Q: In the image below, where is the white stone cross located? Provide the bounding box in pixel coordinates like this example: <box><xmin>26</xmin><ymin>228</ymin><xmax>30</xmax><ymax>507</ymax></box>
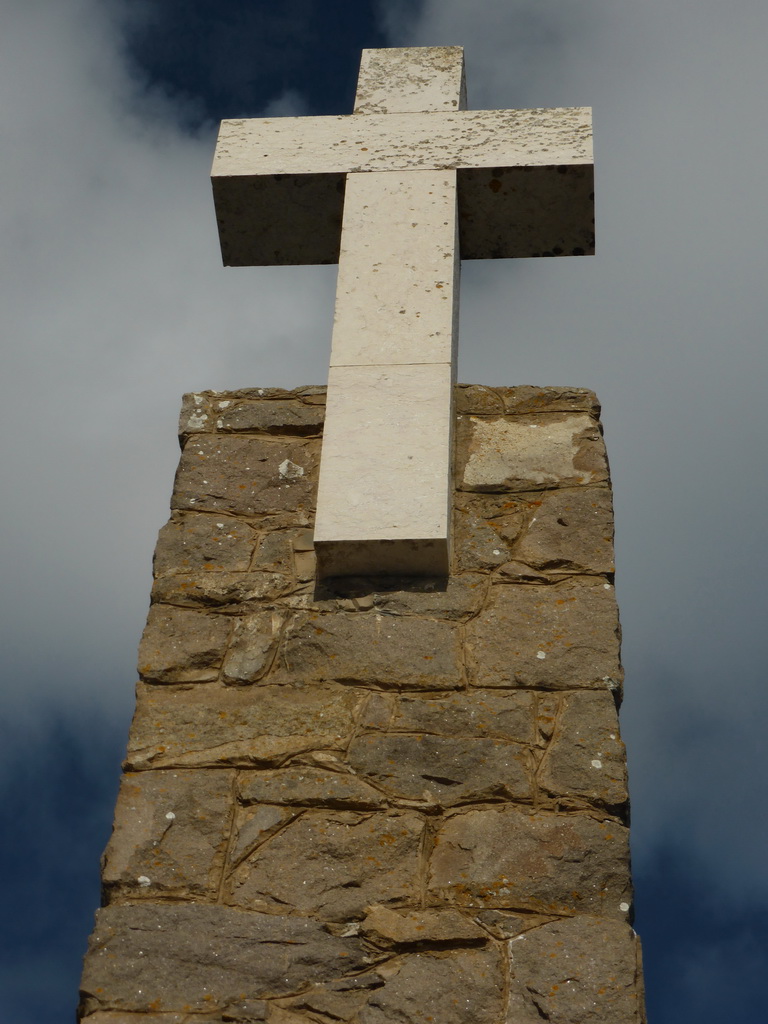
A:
<box><xmin>211</xmin><ymin>46</ymin><xmax>593</xmax><ymax>577</ymax></box>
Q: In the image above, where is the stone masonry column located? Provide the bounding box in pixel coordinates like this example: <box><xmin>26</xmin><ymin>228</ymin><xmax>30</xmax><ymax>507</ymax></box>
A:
<box><xmin>78</xmin><ymin>384</ymin><xmax>646</xmax><ymax>1024</ymax></box>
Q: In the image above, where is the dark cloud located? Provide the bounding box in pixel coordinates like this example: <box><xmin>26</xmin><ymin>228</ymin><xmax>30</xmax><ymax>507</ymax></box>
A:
<box><xmin>122</xmin><ymin>0</ymin><xmax>391</xmax><ymax>120</ymax></box>
<box><xmin>0</xmin><ymin>715</ymin><xmax>124</xmax><ymax>1022</ymax></box>
<box><xmin>636</xmin><ymin>847</ymin><xmax>768</xmax><ymax>1021</ymax></box>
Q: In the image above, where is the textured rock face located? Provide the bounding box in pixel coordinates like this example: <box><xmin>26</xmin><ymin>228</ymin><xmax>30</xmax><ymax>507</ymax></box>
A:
<box><xmin>78</xmin><ymin>385</ymin><xmax>646</xmax><ymax>1024</ymax></box>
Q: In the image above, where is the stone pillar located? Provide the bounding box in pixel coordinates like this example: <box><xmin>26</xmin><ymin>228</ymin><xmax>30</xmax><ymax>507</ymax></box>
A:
<box><xmin>78</xmin><ymin>385</ymin><xmax>646</xmax><ymax>1024</ymax></box>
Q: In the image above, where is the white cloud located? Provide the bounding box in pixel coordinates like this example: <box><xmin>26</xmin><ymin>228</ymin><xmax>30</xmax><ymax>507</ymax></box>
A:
<box><xmin>0</xmin><ymin>0</ymin><xmax>335</xmax><ymax>723</ymax></box>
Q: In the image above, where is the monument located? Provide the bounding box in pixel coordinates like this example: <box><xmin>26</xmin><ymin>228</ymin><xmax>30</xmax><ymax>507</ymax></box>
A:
<box><xmin>212</xmin><ymin>46</ymin><xmax>593</xmax><ymax>576</ymax></box>
<box><xmin>78</xmin><ymin>47</ymin><xmax>646</xmax><ymax>1024</ymax></box>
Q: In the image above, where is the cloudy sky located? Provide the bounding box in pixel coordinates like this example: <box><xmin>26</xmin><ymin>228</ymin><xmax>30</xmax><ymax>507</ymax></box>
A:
<box><xmin>2</xmin><ymin>0</ymin><xmax>767</xmax><ymax>1020</ymax></box>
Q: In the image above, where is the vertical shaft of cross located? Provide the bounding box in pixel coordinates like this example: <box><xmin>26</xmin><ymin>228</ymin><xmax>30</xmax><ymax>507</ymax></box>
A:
<box><xmin>313</xmin><ymin>49</ymin><xmax>467</xmax><ymax>576</ymax></box>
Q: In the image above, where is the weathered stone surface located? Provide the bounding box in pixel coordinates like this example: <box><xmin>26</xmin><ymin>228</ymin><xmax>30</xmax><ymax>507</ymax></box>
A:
<box><xmin>457</xmin><ymin>414</ymin><xmax>608</xmax><ymax>492</ymax></box>
<box><xmin>455</xmin><ymin>384</ymin><xmax>505</xmax><ymax>415</ymax></box>
<box><xmin>474</xmin><ymin>909</ymin><xmax>555</xmax><ymax>939</ymax></box>
<box><xmin>102</xmin><ymin>769</ymin><xmax>233</xmax><ymax>898</ymax></box>
<box><xmin>177</xmin><ymin>391</ymin><xmax>215</xmax><ymax>436</ymax></box>
<box><xmin>228</xmin><ymin>803</ymin><xmax>298</xmax><ymax>864</ymax></box>
<box><xmin>151</xmin><ymin>571</ymin><xmax>288</xmax><ymax>608</ymax></box>
<box><xmin>514</xmin><ymin>486</ymin><xmax>614</xmax><ymax>574</ymax></box>
<box><xmin>457</xmin><ymin>385</ymin><xmax>599</xmax><ymax>417</ymax></box>
<box><xmin>238</xmin><ymin>767</ymin><xmax>386</xmax><ymax>809</ymax></box>
<box><xmin>499</xmin><ymin>386</ymin><xmax>600</xmax><ymax>416</ymax></box>
<box><xmin>278</xmin><ymin>987</ymin><xmax>372</xmax><ymax>1024</ymax></box>
<box><xmin>226</xmin><ymin>810</ymin><xmax>424</xmax><ymax>920</ymax></box>
<box><xmin>278</xmin><ymin>612</ymin><xmax>463</xmax><ymax>690</ymax></box>
<box><xmin>453</xmin><ymin>492</ymin><xmax>528</xmax><ymax>570</ymax></box>
<box><xmin>172</xmin><ymin>435</ymin><xmax>319</xmax><ymax>517</ymax></box>
<box><xmin>505</xmin><ymin>916</ymin><xmax>644</xmax><ymax>1024</ymax></box>
<box><xmin>495</xmin><ymin>560</ymin><xmax>551</xmax><ymax>582</ymax></box>
<box><xmin>360</xmin><ymin>690</ymin><xmax>537</xmax><ymax>744</ymax></box>
<box><xmin>348</xmin><ymin>733</ymin><xmax>530</xmax><ymax>806</ymax></box>
<box><xmin>79</xmin><ymin>904</ymin><xmax>371</xmax><ymax>1015</ymax></box>
<box><xmin>213</xmin><ymin>107</ymin><xmax>593</xmax><ymax>265</ymax></box>
<box><xmin>81</xmin><ymin>378</ymin><xmax>645</xmax><ymax>1022</ymax></box>
<box><xmin>428</xmin><ymin>807</ymin><xmax>632</xmax><ymax>918</ymax></box>
<box><xmin>537</xmin><ymin>691</ymin><xmax>628</xmax><ymax>812</ymax></box>
<box><xmin>313</xmin><ymin>572</ymin><xmax>488</xmax><ymax>620</ymax></box>
<box><xmin>466</xmin><ymin>580</ymin><xmax>622</xmax><ymax>690</ymax></box>
<box><xmin>359</xmin><ymin>948</ymin><xmax>505</xmax><ymax>1024</ymax></box>
<box><xmin>213</xmin><ymin>398</ymin><xmax>324</xmax><ymax>435</ymax></box>
<box><xmin>354</xmin><ymin>45</ymin><xmax>466</xmax><ymax>114</ymax></box>
<box><xmin>137</xmin><ymin>606</ymin><xmax>232</xmax><ymax>684</ymax></box>
<box><xmin>81</xmin><ymin>1015</ymin><xmax>201</xmax><ymax>1024</ymax></box>
<box><xmin>209</xmin><ymin>386</ymin><xmax>327</xmax><ymax>401</ymax></box>
<box><xmin>361</xmin><ymin>906</ymin><xmax>488</xmax><ymax>948</ymax></box>
<box><xmin>252</xmin><ymin>529</ymin><xmax>294</xmax><ymax>573</ymax></box>
<box><xmin>291</xmin><ymin>529</ymin><xmax>317</xmax><ymax>580</ymax></box>
<box><xmin>221</xmin><ymin>612</ymin><xmax>284</xmax><ymax>684</ymax></box>
<box><xmin>154</xmin><ymin>512</ymin><xmax>257</xmax><ymax>574</ymax></box>
<box><xmin>126</xmin><ymin>682</ymin><xmax>362</xmax><ymax>769</ymax></box>
<box><xmin>178</xmin><ymin>387</ymin><xmax>326</xmax><ymax>437</ymax></box>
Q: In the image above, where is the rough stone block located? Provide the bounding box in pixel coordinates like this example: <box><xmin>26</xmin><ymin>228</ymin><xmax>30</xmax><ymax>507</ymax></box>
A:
<box><xmin>177</xmin><ymin>392</ymin><xmax>214</xmax><ymax>436</ymax></box>
<box><xmin>499</xmin><ymin>385</ymin><xmax>601</xmax><ymax>416</ymax></box>
<box><xmin>80</xmin><ymin>1015</ymin><xmax>196</xmax><ymax>1024</ymax></box>
<box><xmin>226</xmin><ymin>809</ymin><xmax>424</xmax><ymax>920</ymax></box>
<box><xmin>102</xmin><ymin>769</ymin><xmax>233</xmax><ymax>898</ymax></box>
<box><xmin>514</xmin><ymin>485</ymin><xmax>615</xmax><ymax>574</ymax></box>
<box><xmin>153</xmin><ymin>512</ymin><xmax>257</xmax><ymax>574</ymax></box>
<box><xmin>537</xmin><ymin>690</ymin><xmax>628</xmax><ymax>812</ymax></box>
<box><xmin>360</xmin><ymin>906</ymin><xmax>488</xmax><ymax>948</ymax></box>
<box><xmin>312</xmin><ymin>572</ymin><xmax>487</xmax><ymax>620</ymax></box>
<box><xmin>278</xmin><ymin>611</ymin><xmax>463</xmax><ymax>689</ymax></box>
<box><xmin>457</xmin><ymin>413</ymin><xmax>608</xmax><ymax>492</ymax></box>
<box><xmin>505</xmin><ymin>916</ymin><xmax>645</xmax><ymax>1024</ymax></box>
<box><xmin>227</xmin><ymin>803</ymin><xmax>298</xmax><ymax>865</ymax></box>
<box><xmin>151</xmin><ymin>571</ymin><xmax>289</xmax><ymax>608</ymax></box>
<box><xmin>238</xmin><ymin>767</ymin><xmax>387</xmax><ymax>810</ymax></box>
<box><xmin>474</xmin><ymin>909</ymin><xmax>555</xmax><ymax>939</ymax></box>
<box><xmin>465</xmin><ymin>580</ymin><xmax>622</xmax><ymax>690</ymax></box>
<box><xmin>79</xmin><ymin>904</ymin><xmax>371</xmax><ymax>1016</ymax></box>
<box><xmin>220</xmin><ymin>611</ymin><xmax>285</xmax><ymax>684</ymax></box>
<box><xmin>348</xmin><ymin>733</ymin><xmax>530</xmax><ymax>807</ymax></box>
<box><xmin>278</xmin><ymin>984</ymin><xmax>377</xmax><ymax>1024</ymax></box>
<box><xmin>172</xmin><ymin>435</ymin><xmax>319</xmax><ymax>518</ymax></box>
<box><xmin>358</xmin><ymin>948</ymin><xmax>505</xmax><ymax>1024</ymax></box>
<box><xmin>428</xmin><ymin>806</ymin><xmax>632</xmax><ymax>918</ymax></box>
<box><xmin>178</xmin><ymin>387</ymin><xmax>326</xmax><ymax>440</ymax></box>
<box><xmin>455</xmin><ymin>384</ymin><xmax>506</xmax><ymax>415</ymax></box>
<box><xmin>137</xmin><ymin>606</ymin><xmax>232</xmax><ymax>684</ymax></box>
<box><xmin>453</xmin><ymin>492</ymin><xmax>528</xmax><ymax>570</ymax></box>
<box><xmin>360</xmin><ymin>689</ymin><xmax>537</xmax><ymax>744</ymax></box>
<box><xmin>252</xmin><ymin>529</ymin><xmax>298</xmax><ymax>573</ymax></box>
<box><xmin>213</xmin><ymin>397</ymin><xmax>324</xmax><ymax>435</ymax></box>
<box><xmin>126</xmin><ymin>682</ymin><xmax>363</xmax><ymax>770</ymax></box>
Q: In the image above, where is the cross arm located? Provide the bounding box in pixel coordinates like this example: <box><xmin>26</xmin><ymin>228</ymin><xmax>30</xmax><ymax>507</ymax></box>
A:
<box><xmin>211</xmin><ymin>107</ymin><xmax>594</xmax><ymax>266</ymax></box>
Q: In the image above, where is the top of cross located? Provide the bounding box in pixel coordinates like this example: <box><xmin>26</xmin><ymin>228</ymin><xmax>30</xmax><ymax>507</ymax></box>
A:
<box><xmin>211</xmin><ymin>46</ymin><xmax>593</xmax><ymax>270</ymax></box>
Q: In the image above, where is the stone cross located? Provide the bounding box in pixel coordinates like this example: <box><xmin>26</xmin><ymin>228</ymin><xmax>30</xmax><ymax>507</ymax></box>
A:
<box><xmin>211</xmin><ymin>46</ymin><xmax>593</xmax><ymax>577</ymax></box>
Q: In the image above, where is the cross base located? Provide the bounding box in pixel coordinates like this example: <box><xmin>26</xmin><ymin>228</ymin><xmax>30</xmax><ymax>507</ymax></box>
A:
<box><xmin>314</xmin><ymin>538</ymin><xmax>450</xmax><ymax>578</ymax></box>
